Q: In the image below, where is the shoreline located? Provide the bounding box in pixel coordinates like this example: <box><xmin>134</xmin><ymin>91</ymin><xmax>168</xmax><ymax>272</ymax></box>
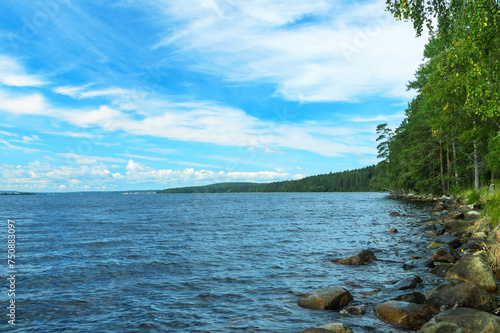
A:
<box><xmin>299</xmin><ymin>193</ymin><xmax>500</xmax><ymax>332</ymax></box>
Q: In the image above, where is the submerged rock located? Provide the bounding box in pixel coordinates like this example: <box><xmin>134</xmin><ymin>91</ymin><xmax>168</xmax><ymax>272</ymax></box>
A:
<box><xmin>389</xmin><ymin>211</ymin><xmax>401</xmax><ymax>216</ymax></box>
<box><xmin>335</xmin><ymin>249</ymin><xmax>376</xmax><ymax>266</ymax></box>
<box><xmin>375</xmin><ymin>301</ymin><xmax>432</xmax><ymax>330</ymax></box>
<box><xmin>392</xmin><ymin>275</ymin><xmax>423</xmax><ymax>290</ymax></box>
<box><xmin>420</xmin><ymin>307</ymin><xmax>500</xmax><ymax>333</ymax></box>
<box><xmin>387</xmin><ymin>228</ymin><xmax>398</xmax><ymax>233</ymax></box>
<box><xmin>298</xmin><ymin>287</ymin><xmax>353</xmax><ymax>310</ymax></box>
<box><xmin>445</xmin><ymin>255</ymin><xmax>497</xmax><ymax>291</ymax></box>
<box><xmin>341</xmin><ymin>305</ymin><xmax>366</xmax><ymax>316</ymax></box>
<box><xmin>427</xmin><ymin>281</ymin><xmax>494</xmax><ymax>315</ymax></box>
<box><xmin>299</xmin><ymin>329</ymin><xmax>333</xmax><ymax>333</ymax></box>
<box><xmin>317</xmin><ymin>323</ymin><xmax>354</xmax><ymax>333</ymax></box>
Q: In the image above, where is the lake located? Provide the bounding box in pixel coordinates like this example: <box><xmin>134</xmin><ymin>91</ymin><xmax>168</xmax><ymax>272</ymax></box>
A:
<box><xmin>1</xmin><ymin>192</ymin><xmax>437</xmax><ymax>332</ymax></box>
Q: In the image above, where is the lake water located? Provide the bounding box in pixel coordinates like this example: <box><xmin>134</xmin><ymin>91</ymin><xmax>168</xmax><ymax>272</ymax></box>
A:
<box><xmin>1</xmin><ymin>192</ymin><xmax>437</xmax><ymax>332</ymax></box>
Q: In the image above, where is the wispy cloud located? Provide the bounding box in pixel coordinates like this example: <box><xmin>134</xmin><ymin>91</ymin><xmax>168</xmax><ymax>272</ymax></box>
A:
<box><xmin>116</xmin><ymin>153</ymin><xmax>168</xmax><ymax>161</ymax></box>
<box><xmin>171</xmin><ymin>161</ymin><xmax>222</xmax><ymax>168</ymax></box>
<box><xmin>57</xmin><ymin>153</ymin><xmax>128</xmax><ymax>164</ymax></box>
<box><xmin>152</xmin><ymin>0</ymin><xmax>426</xmax><ymax>101</ymax></box>
<box><xmin>0</xmin><ymin>55</ymin><xmax>48</xmax><ymax>87</ymax></box>
<box><xmin>349</xmin><ymin>112</ymin><xmax>405</xmax><ymax>123</ymax></box>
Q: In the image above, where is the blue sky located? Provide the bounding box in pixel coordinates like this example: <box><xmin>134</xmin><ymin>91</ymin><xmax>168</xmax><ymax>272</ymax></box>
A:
<box><xmin>0</xmin><ymin>0</ymin><xmax>427</xmax><ymax>192</ymax></box>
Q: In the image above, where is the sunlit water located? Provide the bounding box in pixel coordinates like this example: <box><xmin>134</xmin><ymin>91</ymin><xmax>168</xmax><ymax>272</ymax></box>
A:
<box><xmin>1</xmin><ymin>192</ymin><xmax>437</xmax><ymax>332</ymax></box>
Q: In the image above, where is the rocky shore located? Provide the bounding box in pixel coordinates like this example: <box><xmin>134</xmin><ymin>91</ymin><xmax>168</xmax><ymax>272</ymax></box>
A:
<box><xmin>297</xmin><ymin>194</ymin><xmax>500</xmax><ymax>333</ymax></box>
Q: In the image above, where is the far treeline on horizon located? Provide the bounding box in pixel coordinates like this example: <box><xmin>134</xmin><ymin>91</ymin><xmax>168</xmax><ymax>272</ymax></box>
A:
<box><xmin>162</xmin><ymin>0</ymin><xmax>500</xmax><ymax>196</ymax></box>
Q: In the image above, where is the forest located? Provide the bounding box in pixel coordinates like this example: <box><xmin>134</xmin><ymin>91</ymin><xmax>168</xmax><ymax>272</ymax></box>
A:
<box><xmin>157</xmin><ymin>165</ymin><xmax>380</xmax><ymax>193</ymax></box>
<box><xmin>373</xmin><ymin>0</ymin><xmax>500</xmax><ymax>195</ymax></box>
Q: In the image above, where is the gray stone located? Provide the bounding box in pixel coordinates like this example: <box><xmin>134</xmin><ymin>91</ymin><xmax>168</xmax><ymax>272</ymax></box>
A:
<box><xmin>429</xmin><ymin>234</ymin><xmax>461</xmax><ymax>249</ymax></box>
<box><xmin>392</xmin><ymin>275</ymin><xmax>423</xmax><ymax>290</ymax></box>
<box><xmin>393</xmin><ymin>292</ymin><xmax>427</xmax><ymax>304</ymax></box>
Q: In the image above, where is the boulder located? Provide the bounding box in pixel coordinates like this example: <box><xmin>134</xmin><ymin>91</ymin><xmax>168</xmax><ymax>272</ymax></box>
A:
<box><xmin>392</xmin><ymin>275</ymin><xmax>423</xmax><ymax>290</ymax></box>
<box><xmin>445</xmin><ymin>255</ymin><xmax>497</xmax><ymax>291</ymax></box>
<box><xmin>389</xmin><ymin>211</ymin><xmax>401</xmax><ymax>216</ymax></box>
<box><xmin>441</xmin><ymin>220</ymin><xmax>473</xmax><ymax>234</ymax></box>
<box><xmin>420</xmin><ymin>307</ymin><xmax>500</xmax><ymax>333</ymax></box>
<box><xmin>464</xmin><ymin>211</ymin><xmax>481</xmax><ymax>221</ymax></box>
<box><xmin>420</xmin><ymin>321</ymin><xmax>464</xmax><ymax>333</ymax></box>
<box><xmin>387</xmin><ymin>228</ymin><xmax>398</xmax><ymax>233</ymax></box>
<box><xmin>434</xmin><ymin>203</ymin><xmax>447</xmax><ymax>211</ymax></box>
<box><xmin>375</xmin><ymin>301</ymin><xmax>432</xmax><ymax>329</ymax></box>
<box><xmin>298</xmin><ymin>287</ymin><xmax>353</xmax><ymax>310</ymax></box>
<box><xmin>458</xmin><ymin>241</ymin><xmax>482</xmax><ymax>254</ymax></box>
<box><xmin>336</xmin><ymin>249</ymin><xmax>376</xmax><ymax>266</ymax></box>
<box><xmin>299</xmin><ymin>329</ymin><xmax>333</xmax><ymax>333</ymax></box>
<box><xmin>317</xmin><ymin>323</ymin><xmax>354</xmax><ymax>333</ymax></box>
<box><xmin>393</xmin><ymin>292</ymin><xmax>427</xmax><ymax>304</ymax></box>
<box><xmin>429</xmin><ymin>234</ymin><xmax>461</xmax><ymax>249</ymax></box>
<box><xmin>427</xmin><ymin>281</ymin><xmax>494</xmax><ymax>314</ymax></box>
<box><xmin>446</xmin><ymin>211</ymin><xmax>464</xmax><ymax>221</ymax></box>
<box><xmin>432</xmin><ymin>245</ymin><xmax>460</xmax><ymax>263</ymax></box>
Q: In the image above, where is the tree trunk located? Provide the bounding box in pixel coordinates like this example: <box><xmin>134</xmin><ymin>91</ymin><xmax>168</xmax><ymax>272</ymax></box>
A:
<box><xmin>440</xmin><ymin>139</ymin><xmax>446</xmax><ymax>195</ymax></box>
<box><xmin>473</xmin><ymin>140</ymin><xmax>480</xmax><ymax>190</ymax></box>
<box><xmin>446</xmin><ymin>145</ymin><xmax>451</xmax><ymax>193</ymax></box>
<box><xmin>452</xmin><ymin>140</ymin><xmax>458</xmax><ymax>186</ymax></box>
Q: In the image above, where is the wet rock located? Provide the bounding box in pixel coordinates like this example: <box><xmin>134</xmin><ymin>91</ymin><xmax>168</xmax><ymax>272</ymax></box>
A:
<box><xmin>389</xmin><ymin>211</ymin><xmax>401</xmax><ymax>216</ymax></box>
<box><xmin>425</xmin><ymin>224</ymin><xmax>438</xmax><ymax>231</ymax></box>
<box><xmin>427</xmin><ymin>281</ymin><xmax>494</xmax><ymax>315</ymax></box>
<box><xmin>434</xmin><ymin>203</ymin><xmax>447</xmax><ymax>211</ymax></box>
<box><xmin>298</xmin><ymin>287</ymin><xmax>353</xmax><ymax>310</ymax></box>
<box><xmin>429</xmin><ymin>234</ymin><xmax>461</xmax><ymax>249</ymax></box>
<box><xmin>420</xmin><ymin>307</ymin><xmax>500</xmax><ymax>333</ymax></box>
<box><xmin>335</xmin><ymin>250</ymin><xmax>376</xmax><ymax>266</ymax></box>
<box><xmin>375</xmin><ymin>301</ymin><xmax>432</xmax><ymax>330</ymax></box>
<box><xmin>430</xmin><ymin>265</ymin><xmax>450</xmax><ymax>277</ymax></box>
<box><xmin>317</xmin><ymin>323</ymin><xmax>354</xmax><ymax>333</ymax></box>
<box><xmin>458</xmin><ymin>241</ymin><xmax>482</xmax><ymax>254</ymax></box>
<box><xmin>393</xmin><ymin>291</ymin><xmax>427</xmax><ymax>305</ymax></box>
<box><xmin>299</xmin><ymin>329</ymin><xmax>333</xmax><ymax>333</ymax></box>
<box><xmin>341</xmin><ymin>305</ymin><xmax>366</xmax><ymax>316</ymax></box>
<box><xmin>420</xmin><ymin>321</ymin><xmax>464</xmax><ymax>333</ymax></box>
<box><xmin>432</xmin><ymin>245</ymin><xmax>460</xmax><ymax>263</ymax></box>
<box><xmin>464</xmin><ymin>210</ymin><xmax>481</xmax><ymax>221</ymax></box>
<box><xmin>387</xmin><ymin>228</ymin><xmax>398</xmax><ymax>233</ymax></box>
<box><xmin>445</xmin><ymin>255</ymin><xmax>497</xmax><ymax>291</ymax></box>
<box><xmin>392</xmin><ymin>275</ymin><xmax>423</xmax><ymax>290</ymax></box>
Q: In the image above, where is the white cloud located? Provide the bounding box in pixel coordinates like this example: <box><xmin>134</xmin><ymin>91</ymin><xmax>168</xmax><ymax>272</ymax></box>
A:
<box><xmin>57</xmin><ymin>153</ymin><xmax>128</xmax><ymax>164</ymax></box>
<box><xmin>116</xmin><ymin>153</ymin><xmax>168</xmax><ymax>161</ymax></box>
<box><xmin>350</xmin><ymin>112</ymin><xmax>405</xmax><ymax>123</ymax></box>
<box><xmin>0</xmin><ymin>55</ymin><xmax>47</xmax><ymax>87</ymax></box>
<box><xmin>153</xmin><ymin>0</ymin><xmax>427</xmax><ymax>101</ymax></box>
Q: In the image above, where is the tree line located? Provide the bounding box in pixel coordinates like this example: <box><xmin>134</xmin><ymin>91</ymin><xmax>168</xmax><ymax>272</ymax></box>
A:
<box><xmin>374</xmin><ymin>0</ymin><xmax>500</xmax><ymax>195</ymax></box>
<box><xmin>157</xmin><ymin>165</ymin><xmax>381</xmax><ymax>193</ymax></box>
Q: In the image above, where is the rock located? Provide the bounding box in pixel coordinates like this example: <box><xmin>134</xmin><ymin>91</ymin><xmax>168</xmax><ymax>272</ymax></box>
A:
<box><xmin>389</xmin><ymin>211</ymin><xmax>401</xmax><ymax>216</ymax></box>
<box><xmin>446</xmin><ymin>211</ymin><xmax>464</xmax><ymax>221</ymax></box>
<box><xmin>427</xmin><ymin>281</ymin><xmax>494</xmax><ymax>315</ymax></box>
<box><xmin>472</xmin><ymin>250</ymin><xmax>495</xmax><ymax>265</ymax></box>
<box><xmin>458</xmin><ymin>241</ymin><xmax>482</xmax><ymax>254</ymax></box>
<box><xmin>429</xmin><ymin>234</ymin><xmax>461</xmax><ymax>249</ymax></box>
<box><xmin>434</xmin><ymin>203</ymin><xmax>447</xmax><ymax>211</ymax></box>
<box><xmin>393</xmin><ymin>292</ymin><xmax>427</xmax><ymax>304</ymax></box>
<box><xmin>392</xmin><ymin>275</ymin><xmax>423</xmax><ymax>290</ymax></box>
<box><xmin>317</xmin><ymin>323</ymin><xmax>354</xmax><ymax>333</ymax></box>
<box><xmin>299</xmin><ymin>329</ymin><xmax>333</xmax><ymax>333</ymax></box>
<box><xmin>464</xmin><ymin>210</ymin><xmax>481</xmax><ymax>221</ymax></box>
<box><xmin>298</xmin><ymin>287</ymin><xmax>353</xmax><ymax>310</ymax></box>
<box><xmin>445</xmin><ymin>255</ymin><xmax>497</xmax><ymax>291</ymax></box>
<box><xmin>468</xmin><ymin>223</ymin><xmax>491</xmax><ymax>235</ymax></box>
<box><xmin>375</xmin><ymin>301</ymin><xmax>432</xmax><ymax>329</ymax></box>
<box><xmin>336</xmin><ymin>250</ymin><xmax>376</xmax><ymax>265</ymax></box>
<box><xmin>430</xmin><ymin>265</ymin><xmax>450</xmax><ymax>277</ymax></box>
<box><xmin>420</xmin><ymin>321</ymin><xmax>464</xmax><ymax>333</ymax></box>
<box><xmin>420</xmin><ymin>307</ymin><xmax>500</xmax><ymax>333</ymax></box>
<box><xmin>341</xmin><ymin>305</ymin><xmax>366</xmax><ymax>316</ymax></box>
<box><xmin>441</xmin><ymin>220</ymin><xmax>473</xmax><ymax>234</ymax></box>
<box><xmin>425</xmin><ymin>224</ymin><xmax>438</xmax><ymax>231</ymax></box>
<box><xmin>432</xmin><ymin>245</ymin><xmax>460</xmax><ymax>263</ymax></box>
<box><xmin>487</xmin><ymin>225</ymin><xmax>500</xmax><ymax>242</ymax></box>
<box><xmin>387</xmin><ymin>228</ymin><xmax>398</xmax><ymax>233</ymax></box>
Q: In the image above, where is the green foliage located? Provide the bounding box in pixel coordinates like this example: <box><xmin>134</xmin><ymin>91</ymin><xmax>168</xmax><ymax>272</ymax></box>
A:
<box><xmin>466</xmin><ymin>190</ymin><xmax>481</xmax><ymax>205</ymax></box>
<box><xmin>484</xmin><ymin>191</ymin><xmax>500</xmax><ymax>226</ymax></box>
<box><xmin>158</xmin><ymin>165</ymin><xmax>381</xmax><ymax>193</ymax></box>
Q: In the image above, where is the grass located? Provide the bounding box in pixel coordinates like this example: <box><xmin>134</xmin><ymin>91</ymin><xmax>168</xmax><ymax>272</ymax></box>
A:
<box><xmin>459</xmin><ymin>186</ymin><xmax>500</xmax><ymax>226</ymax></box>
